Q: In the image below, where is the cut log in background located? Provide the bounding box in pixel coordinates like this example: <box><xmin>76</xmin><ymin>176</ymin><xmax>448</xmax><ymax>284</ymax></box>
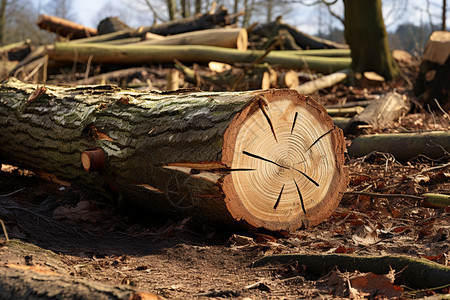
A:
<box><xmin>136</xmin><ymin>28</ymin><xmax>248</xmax><ymax>51</ymax></box>
<box><xmin>37</xmin><ymin>15</ymin><xmax>98</xmax><ymax>39</ymax></box>
<box><xmin>414</xmin><ymin>30</ymin><xmax>450</xmax><ymax>111</ymax></box>
<box><xmin>0</xmin><ymin>79</ymin><xmax>347</xmax><ymax>232</ymax></box>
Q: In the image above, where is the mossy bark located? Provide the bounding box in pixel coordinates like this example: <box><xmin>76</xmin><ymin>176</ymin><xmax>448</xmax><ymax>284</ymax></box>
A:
<box><xmin>343</xmin><ymin>0</ymin><xmax>399</xmax><ymax>80</ymax></box>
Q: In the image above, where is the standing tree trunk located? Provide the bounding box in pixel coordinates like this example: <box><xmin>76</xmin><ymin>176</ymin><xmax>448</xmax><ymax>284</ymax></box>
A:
<box><xmin>343</xmin><ymin>0</ymin><xmax>399</xmax><ymax>80</ymax></box>
<box><xmin>167</xmin><ymin>0</ymin><xmax>177</xmax><ymax>20</ymax></box>
<box><xmin>443</xmin><ymin>0</ymin><xmax>447</xmax><ymax>30</ymax></box>
<box><xmin>0</xmin><ymin>79</ymin><xmax>347</xmax><ymax>232</ymax></box>
<box><xmin>195</xmin><ymin>0</ymin><xmax>201</xmax><ymax>14</ymax></box>
<box><xmin>0</xmin><ymin>0</ymin><xmax>6</xmax><ymax>45</ymax></box>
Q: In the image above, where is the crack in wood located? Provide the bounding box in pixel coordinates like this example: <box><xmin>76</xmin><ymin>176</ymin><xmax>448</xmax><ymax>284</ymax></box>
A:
<box><xmin>306</xmin><ymin>128</ymin><xmax>334</xmax><ymax>152</ymax></box>
<box><xmin>243</xmin><ymin>151</ymin><xmax>318</xmax><ymax>186</ymax></box>
<box><xmin>292</xmin><ymin>167</ymin><xmax>319</xmax><ymax>186</ymax></box>
<box><xmin>243</xmin><ymin>151</ymin><xmax>288</xmax><ymax>169</ymax></box>
<box><xmin>258</xmin><ymin>99</ymin><xmax>278</xmax><ymax>142</ymax></box>
<box><xmin>291</xmin><ymin>112</ymin><xmax>298</xmax><ymax>135</ymax></box>
<box><xmin>293</xmin><ymin>179</ymin><xmax>306</xmax><ymax>214</ymax></box>
<box><xmin>274</xmin><ymin>184</ymin><xmax>285</xmax><ymax>209</ymax></box>
<box><xmin>190</xmin><ymin>168</ymin><xmax>255</xmax><ymax>174</ymax></box>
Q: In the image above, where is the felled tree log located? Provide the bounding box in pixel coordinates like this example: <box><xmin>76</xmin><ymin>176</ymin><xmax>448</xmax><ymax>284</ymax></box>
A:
<box><xmin>0</xmin><ymin>79</ymin><xmax>347</xmax><ymax>231</ymax></box>
<box><xmin>50</xmin><ymin>44</ymin><xmax>352</xmax><ymax>74</ymax></box>
<box><xmin>252</xmin><ymin>253</ymin><xmax>450</xmax><ymax>289</ymax></box>
<box><xmin>295</xmin><ymin>69</ymin><xmax>350</xmax><ymax>95</ymax></box>
<box><xmin>414</xmin><ymin>31</ymin><xmax>450</xmax><ymax>111</ymax></box>
<box><xmin>97</xmin><ymin>17</ymin><xmax>131</xmax><ymax>35</ymax></box>
<box><xmin>0</xmin><ymin>263</ymin><xmax>161</xmax><ymax>300</ymax></box>
<box><xmin>137</xmin><ymin>28</ymin><xmax>248</xmax><ymax>50</ymax></box>
<box><xmin>277</xmin><ymin>70</ymin><xmax>298</xmax><ymax>88</ymax></box>
<box><xmin>146</xmin><ymin>5</ymin><xmax>233</xmax><ymax>36</ymax></box>
<box><xmin>348</xmin><ymin>131</ymin><xmax>450</xmax><ymax>162</ymax></box>
<box><xmin>345</xmin><ymin>92</ymin><xmax>410</xmax><ymax>135</ymax></box>
<box><xmin>37</xmin><ymin>15</ymin><xmax>98</xmax><ymax>39</ymax></box>
<box><xmin>278</xmin><ymin>49</ymin><xmax>351</xmax><ymax>57</ymax></box>
<box><xmin>252</xmin><ymin>19</ymin><xmax>348</xmax><ymax>50</ymax></box>
<box><xmin>0</xmin><ymin>40</ymin><xmax>32</xmax><ymax>61</ymax></box>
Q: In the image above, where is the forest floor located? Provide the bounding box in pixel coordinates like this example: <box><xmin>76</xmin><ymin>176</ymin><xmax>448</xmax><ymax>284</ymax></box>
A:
<box><xmin>0</xmin><ymin>80</ymin><xmax>449</xmax><ymax>299</ymax></box>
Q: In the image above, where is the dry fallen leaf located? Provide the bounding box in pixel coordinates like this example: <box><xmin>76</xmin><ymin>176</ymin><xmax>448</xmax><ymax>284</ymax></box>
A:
<box><xmin>350</xmin><ymin>272</ymin><xmax>403</xmax><ymax>298</ymax></box>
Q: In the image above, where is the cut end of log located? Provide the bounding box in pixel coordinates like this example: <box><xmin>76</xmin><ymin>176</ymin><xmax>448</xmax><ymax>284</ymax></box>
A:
<box><xmin>222</xmin><ymin>90</ymin><xmax>348</xmax><ymax>231</ymax></box>
<box><xmin>81</xmin><ymin>148</ymin><xmax>105</xmax><ymax>172</ymax></box>
<box><xmin>236</xmin><ymin>28</ymin><xmax>248</xmax><ymax>51</ymax></box>
<box><xmin>422</xmin><ymin>31</ymin><xmax>450</xmax><ymax>65</ymax></box>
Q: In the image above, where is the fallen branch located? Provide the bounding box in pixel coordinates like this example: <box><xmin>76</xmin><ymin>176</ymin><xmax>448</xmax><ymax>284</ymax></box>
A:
<box><xmin>326</xmin><ymin>106</ymin><xmax>365</xmax><ymax>118</ymax></box>
<box><xmin>252</xmin><ymin>253</ymin><xmax>450</xmax><ymax>289</ymax></box>
<box><xmin>345</xmin><ymin>191</ymin><xmax>449</xmax><ymax>207</ymax></box>
<box><xmin>348</xmin><ymin>131</ymin><xmax>450</xmax><ymax>162</ymax></box>
<box><xmin>422</xmin><ymin>193</ymin><xmax>450</xmax><ymax>208</ymax></box>
<box><xmin>295</xmin><ymin>69</ymin><xmax>350</xmax><ymax>95</ymax></box>
<box><xmin>50</xmin><ymin>44</ymin><xmax>352</xmax><ymax>74</ymax></box>
<box><xmin>344</xmin><ymin>191</ymin><xmax>423</xmax><ymax>201</ymax></box>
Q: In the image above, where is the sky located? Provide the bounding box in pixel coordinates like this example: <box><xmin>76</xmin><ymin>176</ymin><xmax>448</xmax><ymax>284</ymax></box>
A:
<box><xmin>34</xmin><ymin>0</ymin><xmax>448</xmax><ymax>34</ymax></box>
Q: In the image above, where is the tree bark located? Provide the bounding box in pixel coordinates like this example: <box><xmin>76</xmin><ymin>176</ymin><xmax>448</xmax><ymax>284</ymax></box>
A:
<box><xmin>0</xmin><ymin>79</ymin><xmax>347</xmax><ymax>232</ymax></box>
<box><xmin>343</xmin><ymin>0</ymin><xmax>399</xmax><ymax>80</ymax></box>
<box><xmin>37</xmin><ymin>15</ymin><xmax>98</xmax><ymax>39</ymax></box>
<box><xmin>414</xmin><ymin>31</ymin><xmax>450</xmax><ymax>111</ymax></box>
<box><xmin>49</xmin><ymin>43</ymin><xmax>352</xmax><ymax>74</ymax></box>
<box><xmin>348</xmin><ymin>131</ymin><xmax>450</xmax><ymax>162</ymax></box>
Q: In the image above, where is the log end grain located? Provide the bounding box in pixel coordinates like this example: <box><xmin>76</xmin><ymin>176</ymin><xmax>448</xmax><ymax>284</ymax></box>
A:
<box><xmin>81</xmin><ymin>148</ymin><xmax>105</xmax><ymax>172</ymax></box>
<box><xmin>221</xmin><ymin>90</ymin><xmax>348</xmax><ymax>231</ymax></box>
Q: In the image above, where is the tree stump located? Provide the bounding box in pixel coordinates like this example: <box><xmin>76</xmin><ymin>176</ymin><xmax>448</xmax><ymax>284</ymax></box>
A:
<box><xmin>0</xmin><ymin>79</ymin><xmax>347</xmax><ymax>231</ymax></box>
<box><xmin>415</xmin><ymin>31</ymin><xmax>450</xmax><ymax>111</ymax></box>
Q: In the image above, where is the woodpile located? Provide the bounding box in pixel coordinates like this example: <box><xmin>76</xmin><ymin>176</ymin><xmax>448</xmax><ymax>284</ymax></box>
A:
<box><xmin>0</xmin><ymin>5</ymin><xmax>353</xmax><ymax>92</ymax></box>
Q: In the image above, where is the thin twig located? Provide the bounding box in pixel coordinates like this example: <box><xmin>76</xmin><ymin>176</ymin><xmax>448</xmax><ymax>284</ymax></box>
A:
<box><xmin>84</xmin><ymin>55</ymin><xmax>93</xmax><ymax>80</ymax></box>
<box><xmin>345</xmin><ymin>191</ymin><xmax>423</xmax><ymax>201</ymax></box>
<box><xmin>0</xmin><ymin>218</ymin><xmax>9</xmax><ymax>242</ymax></box>
<box><xmin>413</xmin><ymin>161</ymin><xmax>450</xmax><ymax>176</ymax></box>
<box><xmin>434</xmin><ymin>98</ymin><xmax>450</xmax><ymax>120</ymax></box>
<box><xmin>0</xmin><ymin>188</ymin><xmax>25</xmax><ymax>198</ymax></box>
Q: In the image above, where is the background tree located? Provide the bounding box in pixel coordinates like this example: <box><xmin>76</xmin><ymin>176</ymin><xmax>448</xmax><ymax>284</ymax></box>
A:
<box><xmin>343</xmin><ymin>0</ymin><xmax>399</xmax><ymax>79</ymax></box>
<box><xmin>44</xmin><ymin>0</ymin><xmax>76</xmax><ymax>21</ymax></box>
<box><xmin>0</xmin><ymin>0</ymin><xmax>7</xmax><ymax>45</ymax></box>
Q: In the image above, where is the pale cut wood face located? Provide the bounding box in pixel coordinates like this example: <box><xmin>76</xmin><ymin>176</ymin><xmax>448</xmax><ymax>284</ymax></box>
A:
<box><xmin>222</xmin><ymin>91</ymin><xmax>346</xmax><ymax>231</ymax></box>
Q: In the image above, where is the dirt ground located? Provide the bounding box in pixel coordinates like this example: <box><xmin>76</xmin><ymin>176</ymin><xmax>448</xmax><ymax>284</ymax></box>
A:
<box><xmin>0</xmin><ymin>83</ymin><xmax>449</xmax><ymax>299</ymax></box>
